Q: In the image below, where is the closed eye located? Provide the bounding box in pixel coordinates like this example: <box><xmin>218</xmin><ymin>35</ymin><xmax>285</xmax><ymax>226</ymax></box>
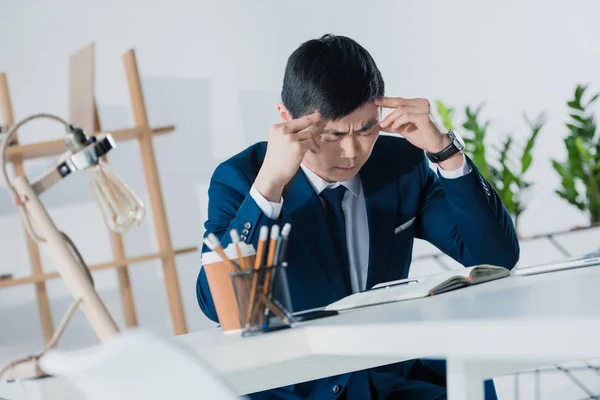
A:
<box><xmin>356</xmin><ymin>121</ymin><xmax>378</xmax><ymax>136</ymax></box>
<box><xmin>321</xmin><ymin>120</ymin><xmax>378</xmax><ymax>138</ymax></box>
<box><xmin>356</xmin><ymin>120</ymin><xmax>377</xmax><ymax>134</ymax></box>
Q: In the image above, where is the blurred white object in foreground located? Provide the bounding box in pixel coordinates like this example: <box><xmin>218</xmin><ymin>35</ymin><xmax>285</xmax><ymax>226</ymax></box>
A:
<box><xmin>39</xmin><ymin>329</ymin><xmax>242</xmax><ymax>400</ymax></box>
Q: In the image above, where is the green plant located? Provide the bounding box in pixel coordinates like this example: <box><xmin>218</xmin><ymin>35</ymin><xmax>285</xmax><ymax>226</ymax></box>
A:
<box><xmin>551</xmin><ymin>84</ymin><xmax>600</xmax><ymax>225</ymax></box>
<box><xmin>436</xmin><ymin>100</ymin><xmax>545</xmax><ymax>232</ymax></box>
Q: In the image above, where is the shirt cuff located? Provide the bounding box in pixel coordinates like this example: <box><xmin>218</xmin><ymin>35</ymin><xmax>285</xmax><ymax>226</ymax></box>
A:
<box><xmin>249</xmin><ymin>185</ymin><xmax>283</xmax><ymax>219</ymax></box>
<box><xmin>437</xmin><ymin>153</ymin><xmax>471</xmax><ymax>179</ymax></box>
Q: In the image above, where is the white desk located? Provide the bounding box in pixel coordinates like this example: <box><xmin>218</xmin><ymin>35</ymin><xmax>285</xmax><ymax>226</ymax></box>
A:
<box><xmin>3</xmin><ymin>266</ymin><xmax>600</xmax><ymax>399</ymax></box>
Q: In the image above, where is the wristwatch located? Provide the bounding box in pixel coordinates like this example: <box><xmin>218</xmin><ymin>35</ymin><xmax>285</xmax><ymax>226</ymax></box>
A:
<box><xmin>425</xmin><ymin>129</ymin><xmax>465</xmax><ymax>163</ymax></box>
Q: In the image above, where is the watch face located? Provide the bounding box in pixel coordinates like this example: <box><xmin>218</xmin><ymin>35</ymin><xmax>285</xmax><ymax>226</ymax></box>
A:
<box><xmin>449</xmin><ymin>130</ymin><xmax>465</xmax><ymax>151</ymax></box>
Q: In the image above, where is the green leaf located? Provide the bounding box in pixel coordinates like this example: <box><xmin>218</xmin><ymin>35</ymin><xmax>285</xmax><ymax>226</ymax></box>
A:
<box><xmin>568</xmin><ymin>100</ymin><xmax>584</xmax><ymax>111</ymax></box>
<box><xmin>499</xmin><ymin>137</ymin><xmax>512</xmax><ymax>164</ymax></box>
<box><xmin>555</xmin><ymin>84</ymin><xmax>600</xmax><ymax>223</ymax></box>
<box><xmin>522</xmin><ymin>154</ymin><xmax>533</xmax><ymax>173</ymax></box>
<box><xmin>520</xmin><ymin>112</ymin><xmax>544</xmax><ymax>174</ymax></box>
<box><xmin>574</xmin><ymin>136</ymin><xmax>592</xmax><ymax>164</ymax></box>
<box><xmin>552</xmin><ymin>160</ymin><xmax>578</xmax><ymax>192</ymax></box>
<box><xmin>565</xmin><ymin>137</ymin><xmax>586</xmax><ymax>179</ymax></box>
<box><xmin>551</xmin><ymin>160</ymin><xmax>565</xmax><ymax>175</ymax></box>
<box><xmin>569</xmin><ymin>114</ymin><xmax>585</xmax><ymax>124</ymax></box>
<box><xmin>575</xmin><ymin>84</ymin><xmax>586</xmax><ymax>103</ymax></box>
<box><xmin>556</xmin><ymin>189</ymin><xmax>586</xmax><ymax>210</ymax></box>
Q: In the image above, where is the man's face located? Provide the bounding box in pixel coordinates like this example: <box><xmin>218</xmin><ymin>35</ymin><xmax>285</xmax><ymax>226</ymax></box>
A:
<box><xmin>300</xmin><ymin>103</ymin><xmax>380</xmax><ymax>183</ymax></box>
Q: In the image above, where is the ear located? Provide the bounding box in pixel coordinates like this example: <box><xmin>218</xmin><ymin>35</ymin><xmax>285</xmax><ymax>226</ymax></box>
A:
<box><xmin>276</xmin><ymin>102</ymin><xmax>292</xmax><ymax>122</ymax></box>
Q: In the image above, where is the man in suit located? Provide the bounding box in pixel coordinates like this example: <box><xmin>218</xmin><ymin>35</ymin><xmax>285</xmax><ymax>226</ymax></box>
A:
<box><xmin>196</xmin><ymin>34</ymin><xmax>519</xmax><ymax>399</ymax></box>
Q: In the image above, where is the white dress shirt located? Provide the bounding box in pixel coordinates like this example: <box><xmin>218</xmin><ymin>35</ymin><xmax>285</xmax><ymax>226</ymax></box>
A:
<box><xmin>249</xmin><ymin>154</ymin><xmax>471</xmax><ymax>293</ymax></box>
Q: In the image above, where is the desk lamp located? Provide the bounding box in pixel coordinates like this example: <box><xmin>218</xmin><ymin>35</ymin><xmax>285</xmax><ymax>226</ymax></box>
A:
<box><xmin>0</xmin><ymin>113</ymin><xmax>144</xmax><ymax>380</ymax></box>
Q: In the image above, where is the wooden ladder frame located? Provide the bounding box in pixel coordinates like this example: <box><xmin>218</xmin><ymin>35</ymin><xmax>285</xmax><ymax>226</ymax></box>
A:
<box><xmin>0</xmin><ymin>45</ymin><xmax>197</xmax><ymax>339</ymax></box>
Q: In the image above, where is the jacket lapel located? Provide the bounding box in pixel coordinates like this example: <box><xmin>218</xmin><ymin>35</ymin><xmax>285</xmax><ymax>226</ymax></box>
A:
<box><xmin>360</xmin><ymin>156</ymin><xmax>399</xmax><ymax>289</ymax></box>
<box><xmin>281</xmin><ymin>170</ymin><xmax>349</xmax><ymax>299</ymax></box>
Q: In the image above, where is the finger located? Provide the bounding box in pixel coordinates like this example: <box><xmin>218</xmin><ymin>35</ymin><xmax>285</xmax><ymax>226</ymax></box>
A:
<box><xmin>284</xmin><ymin>112</ymin><xmax>323</xmax><ymax>133</ymax></box>
<box><xmin>375</xmin><ymin>97</ymin><xmax>430</xmax><ymax>109</ymax></box>
<box><xmin>387</xmin><ymin>114</ymin><xmax>410</xmax><ymax>132</ymax></box>
<box><xmin>380</xmin><ymin>106</ymin><xmax>430</xmax><ymax>128</ymax></box>
<box><xmin>390</xmin><ymin>113</ymin><xmax>428</xmax><ymax>131</ymax></box>
<box><xmin>296</xmin><ymin>130</ymin><xmax>322</xmax><ymax>153</ymax></box>
<box><xmin>374</xmin><ymin>97</ymin><xmax>405</xmax><ymax>108</ymax></box>
<box><xmin>298</xmin><ymin>136</ymin><xmax>320</xmax><ymax>154</ymax></box>
<box><xmin>295</xmin><ymin>130</ymin><xmax>317</xmax><ymax>141</ymax></box>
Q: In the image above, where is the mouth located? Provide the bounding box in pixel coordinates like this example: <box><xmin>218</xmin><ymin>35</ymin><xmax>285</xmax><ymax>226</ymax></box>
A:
<box><xmin>335</xmin><ymin>166</ymin><xmax>357</xmax><ymax>172</ymax></box>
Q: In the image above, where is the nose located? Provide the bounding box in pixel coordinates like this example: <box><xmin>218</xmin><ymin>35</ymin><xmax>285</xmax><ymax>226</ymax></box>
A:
<box><xmin>340</xmin><ymin>134</ymin><xmax>359</xmax><ymax>160</ymax></box>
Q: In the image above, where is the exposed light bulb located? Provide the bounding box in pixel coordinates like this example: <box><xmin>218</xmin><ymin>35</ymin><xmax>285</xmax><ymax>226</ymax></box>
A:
<box><xmin>89</xmin><ymin>160</ymin><xmax>144</xmax><ymax>233</ymax></box>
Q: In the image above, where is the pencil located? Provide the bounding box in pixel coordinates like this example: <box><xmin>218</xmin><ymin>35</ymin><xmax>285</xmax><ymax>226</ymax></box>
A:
<box><xmin>262</xmin><ymin>225</ymin><xmax>279</xmax><ymax>297</ymax></box>
<box><xmin>203</xmin><ymin>233</ymin><xmax>240</xmax><ymax>272</ymax></box>
<box><xmin>246</xmin><ymin>225</ymin><xmax>269</xmax><ymax>324</ymax></box>
<box><xmin>254</xmin><ymin>226</ymin><xmax>269</xmax><ymax>270</ymax></box>
<box><xmin>230</xmin><ymin>229</ymin><xmax>249</xmax><ymax>271</ymax></box>
<box><xmin>266</xmin><ymin>225</ymin><xmax>279</xmax><ymax>268</ymax></box>
<box><xmin>259</xmin><ymin>225</ymin><xmax>279</xmax><ymax>325</ymax></box>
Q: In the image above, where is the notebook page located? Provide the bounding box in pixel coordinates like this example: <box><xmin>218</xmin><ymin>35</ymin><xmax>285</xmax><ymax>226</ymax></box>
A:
<box><xmin>325</xmin><ymin>274</ymin><xmax>459</xmax><ymax>311</ymax></box>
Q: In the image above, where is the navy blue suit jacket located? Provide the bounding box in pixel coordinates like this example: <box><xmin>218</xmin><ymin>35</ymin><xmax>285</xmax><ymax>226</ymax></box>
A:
<box><xmin>196</xmin><ymin>135</ymin><xmax>519</xmax><ymax>399</ymax></box>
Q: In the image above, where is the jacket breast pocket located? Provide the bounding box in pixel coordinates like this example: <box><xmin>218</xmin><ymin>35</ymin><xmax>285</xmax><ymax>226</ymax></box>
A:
<box><xmin>386</xmin><ymin>216</ymin><xmax>416</xmax><ymax>282</ymax></box>
<box><xmin>394</xmin><ymin>217</ymin><xmax>415</xmax><ymax>235</ymax></box>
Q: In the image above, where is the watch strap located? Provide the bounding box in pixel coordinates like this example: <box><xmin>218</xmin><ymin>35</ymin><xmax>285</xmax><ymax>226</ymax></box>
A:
<box><xmin>426</xmin><ymin>140</ymin><xmax>461</xmax><ymax>163</ymax></box>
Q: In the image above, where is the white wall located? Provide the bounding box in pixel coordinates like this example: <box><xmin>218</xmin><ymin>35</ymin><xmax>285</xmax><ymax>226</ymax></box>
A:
<box><xmin>1</xmin><ymin>0</ymin><xmax>600</xmax><ymax>397</ymax></box>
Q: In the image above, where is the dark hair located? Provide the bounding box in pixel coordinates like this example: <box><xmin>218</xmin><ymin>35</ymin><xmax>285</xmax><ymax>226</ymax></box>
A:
<box><xmin>281</xmin><ymin>34</ymin><xmax>384</xmax><ymax>121</ymax></box>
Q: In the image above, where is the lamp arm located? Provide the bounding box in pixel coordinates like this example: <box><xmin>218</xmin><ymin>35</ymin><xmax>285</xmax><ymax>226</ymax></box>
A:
<box><xmin>0</xmin><ymin>113</ymin><xmax>71</xmax><ymax>199</ymax></box>
<box><xmin>0</xmin><ymin>113</ymin><xmax>72</xmax><ymax>242</ymax></box>
<box><xmin>0</xmin><ymin>114</ymin><xmax>120</xmax><ymax>381</ymax></box>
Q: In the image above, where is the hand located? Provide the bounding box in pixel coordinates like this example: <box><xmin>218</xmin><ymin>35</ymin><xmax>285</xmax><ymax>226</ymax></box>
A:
<box><xmin>255</xmin><ymin>113</ymin><xmax>325</xmax><ymax>202</ymax></box>
<box><xmin>375</xmin><ymin>97</ymin><xmax>450</xmax><ymax>153</ymax></box>
<box><xmin>375</xmin><ymin>97</ymin><xmax>464</xmax><ymax>170</ymax></box>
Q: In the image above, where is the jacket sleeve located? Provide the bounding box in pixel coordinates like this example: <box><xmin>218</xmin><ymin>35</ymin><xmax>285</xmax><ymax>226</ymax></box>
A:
<box><xmin>196</xmin><ymin>161</ymin><xmax>280</xmax><ymax>322</ymax></box>
<box><xmin>415</xmin><ymin>154</ymin><xmax>520</xmax><ymax>270</ymax></box>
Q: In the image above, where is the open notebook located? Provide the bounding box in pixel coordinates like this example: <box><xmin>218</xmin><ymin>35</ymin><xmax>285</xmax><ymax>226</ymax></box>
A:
<box><xmin>325</xmin><ymin>264</ymin><xmax>510</xmax><ymax>311</ymax></box>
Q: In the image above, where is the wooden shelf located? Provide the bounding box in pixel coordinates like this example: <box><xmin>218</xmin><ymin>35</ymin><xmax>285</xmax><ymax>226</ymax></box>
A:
<box><xmin>6</xmin><ymin>125</ymin><xmax>174</xmax><ymax>162</ymax></box>
<box><xmin>0</xmin><ymin>245</ymin><xmax>198</xmax><ymax>289</ymax></box>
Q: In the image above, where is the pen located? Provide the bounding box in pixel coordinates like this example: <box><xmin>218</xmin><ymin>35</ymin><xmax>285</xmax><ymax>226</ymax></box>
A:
<box><xmin>266</xmin><ymin>223</ymin><xmax>291</xmax><ymax>303</ymax></box>
<box><xmin>275</xmin><ymin>223</ymin><xmax>293</xmax><ymax>317</ymax></box>
<box><xmin>272</xmin><ymin>233</ymin><xmax>282</xmax><ymax>269</ymax></box>
<box><xmin>278</xmin><ymin>223</ymin><xmax>291</xmax><ymax>264</ymax></box>
<box><xmin>367</xmin><ymin>279</ymin><xmax>418</xmax><ymax>292</ymax></box>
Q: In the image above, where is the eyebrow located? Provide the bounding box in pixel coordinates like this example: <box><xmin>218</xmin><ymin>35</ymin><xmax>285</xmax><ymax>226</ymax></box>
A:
<box><xmin>323</xmin><ymin>120</ymin><xmax>378</xmax><ymax>135</ymax></box>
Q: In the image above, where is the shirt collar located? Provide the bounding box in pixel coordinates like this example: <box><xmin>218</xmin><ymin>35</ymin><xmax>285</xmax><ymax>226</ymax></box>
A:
<box><xmin>299</xmin><ymin>163</ymin><xmax>360</xmax><ymax>197</ymax></box>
